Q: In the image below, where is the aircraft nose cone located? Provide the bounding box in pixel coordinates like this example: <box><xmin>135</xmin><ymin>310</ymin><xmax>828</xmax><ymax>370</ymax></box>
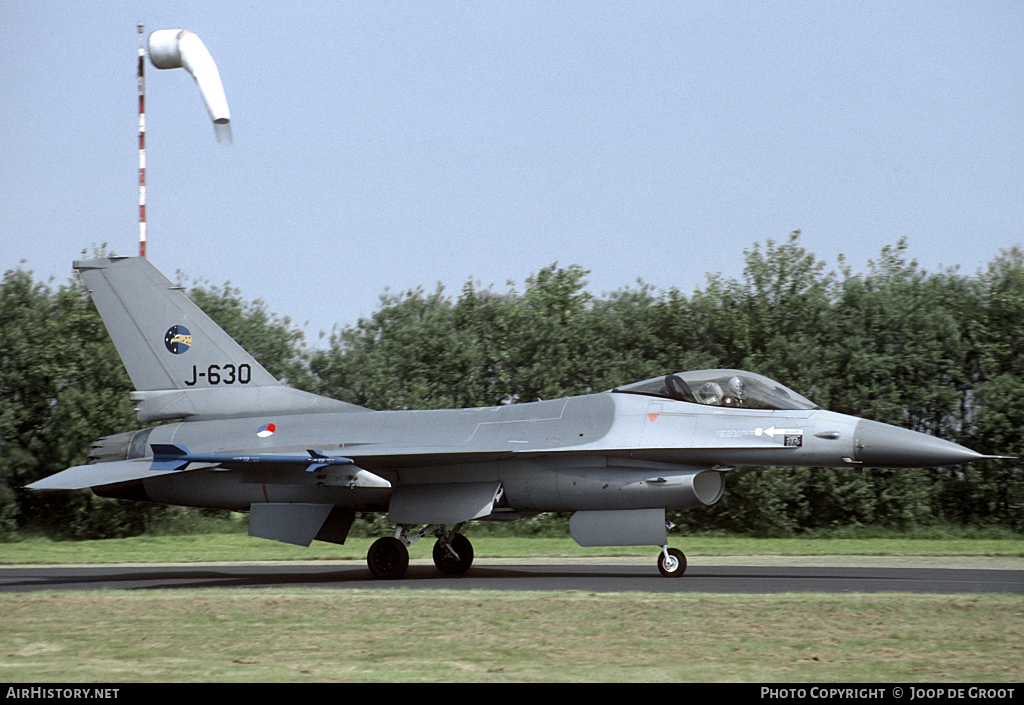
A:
<box><xmin>854</xmin><ymin>419</ymin><xmax>986</xmax><ymax>468</ymax></box>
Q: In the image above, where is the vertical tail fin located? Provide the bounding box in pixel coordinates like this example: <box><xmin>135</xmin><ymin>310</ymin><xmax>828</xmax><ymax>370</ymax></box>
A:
<box><xmin>75</xmin><ymin>256</ymin><xmax>278</xmax><ymax>391</ymax></box>
<box><xmin>76</xmin><ymin>257</ymin><xmax>364</xmax><ymax>422</ymax></box>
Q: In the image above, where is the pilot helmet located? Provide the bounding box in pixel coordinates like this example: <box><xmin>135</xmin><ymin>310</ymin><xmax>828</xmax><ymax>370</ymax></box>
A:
<box><xmin>727</xmin><ymin>376</ymin><xmax>746</xmax><ymax>399</ymax></box>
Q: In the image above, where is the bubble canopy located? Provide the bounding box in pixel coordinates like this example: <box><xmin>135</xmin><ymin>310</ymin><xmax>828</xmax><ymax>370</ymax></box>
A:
<box><xmin>611</xmin><ymin>370</ymin><xmax>820</xmax><ymax>411</ymax></box>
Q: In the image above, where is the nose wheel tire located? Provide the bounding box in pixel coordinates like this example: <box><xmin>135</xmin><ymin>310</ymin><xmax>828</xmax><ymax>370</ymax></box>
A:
<box><xmin>432</xmin><ymin>533</ymin><xmax>474</xmax><ymax>575</ymax></box>
<box><xmin>367</xmin><ymin>536</ymin><xmax>410</xmax><ymax>580</ymax></box>
<box><xmin>658</xmin><ymin>547</ymin><xmax>686</xmax><ymax>577</ymax></box>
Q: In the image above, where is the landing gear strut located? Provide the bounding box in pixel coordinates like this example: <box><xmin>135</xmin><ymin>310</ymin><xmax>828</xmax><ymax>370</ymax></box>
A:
<box><xmin>366</xmin><ymin>523</ymin><xmax>475</xmax><ymax>579</ymax></box>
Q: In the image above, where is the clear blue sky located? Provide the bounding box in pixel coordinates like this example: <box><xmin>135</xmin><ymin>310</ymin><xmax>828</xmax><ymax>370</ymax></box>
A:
<box><xmin>2</xmin><ymin>1</ymin><xmax>1022</xmax><ymax>346</ymax></box>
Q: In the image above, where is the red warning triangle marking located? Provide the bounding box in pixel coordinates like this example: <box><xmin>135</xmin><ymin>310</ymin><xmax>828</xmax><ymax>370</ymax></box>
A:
<box><xmin>647</xmin><ymin>413</ymin><xmax>660</xmax><ymax>423</ymax></box>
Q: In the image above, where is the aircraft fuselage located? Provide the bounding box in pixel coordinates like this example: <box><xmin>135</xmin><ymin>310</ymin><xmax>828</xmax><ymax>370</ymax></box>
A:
<box><xmin>92</xmin><ymin>390</ymin><xmax>975</xmax><ymax>515</ymax></box>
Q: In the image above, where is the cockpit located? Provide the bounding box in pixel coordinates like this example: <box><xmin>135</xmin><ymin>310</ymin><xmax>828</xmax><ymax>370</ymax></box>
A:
<box><xmin>611</xmin><ymin>369</ymin><xmax>820</xmax><ymax>411</ymax></box>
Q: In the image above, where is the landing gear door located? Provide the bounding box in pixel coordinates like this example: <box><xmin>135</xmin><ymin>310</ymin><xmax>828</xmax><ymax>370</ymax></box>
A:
<box><xmin>388</xmin><ymin>482</ymin><xmax>503</xmax><ymax>525</ymax></box>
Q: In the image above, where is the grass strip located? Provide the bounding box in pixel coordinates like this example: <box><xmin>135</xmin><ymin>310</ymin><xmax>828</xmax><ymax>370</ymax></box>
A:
<box><xmin>1</xmin><ymin>590</ymin><xmax>1021</xmax><ymax>682</ymax></box>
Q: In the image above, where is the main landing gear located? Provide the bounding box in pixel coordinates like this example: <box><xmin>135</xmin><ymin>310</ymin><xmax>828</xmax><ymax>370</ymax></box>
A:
<box><xmin>366</xmin><ymin>524</ymin><xmax>473</xmax><ymax>580</ymax></box>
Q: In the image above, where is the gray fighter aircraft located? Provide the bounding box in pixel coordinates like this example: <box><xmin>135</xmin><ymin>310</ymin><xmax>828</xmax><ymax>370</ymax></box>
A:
<box><xmin>28</xmin><ymin>257</ymin><xmax>1003</xmax><ymax>578</ymax></box>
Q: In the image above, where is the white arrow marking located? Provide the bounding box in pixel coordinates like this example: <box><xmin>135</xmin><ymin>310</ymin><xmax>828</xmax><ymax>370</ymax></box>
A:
<box><xmin>756</xmin><ymin>426</ymin><xmax>803</xmax><ymax>438</ymax></box>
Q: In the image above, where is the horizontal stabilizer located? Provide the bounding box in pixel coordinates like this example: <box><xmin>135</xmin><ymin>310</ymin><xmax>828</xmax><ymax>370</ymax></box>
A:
<box><xmin>26</xmin><ymin>459</ymin><xmax>186</xmax><ymax>491</ymax></box>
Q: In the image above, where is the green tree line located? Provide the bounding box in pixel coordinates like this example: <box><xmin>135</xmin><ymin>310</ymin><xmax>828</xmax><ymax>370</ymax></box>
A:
<box><xmin>2</xmin><ymin>234</ymin><xmax>1021</xmax><ymax>539</ymax></box>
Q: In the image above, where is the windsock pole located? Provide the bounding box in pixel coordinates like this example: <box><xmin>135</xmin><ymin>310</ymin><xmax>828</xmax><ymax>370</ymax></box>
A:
<box><xmin>137</xmin><ymin>23</ymin><xmax>147</xmax><ymax>257</ymax></box>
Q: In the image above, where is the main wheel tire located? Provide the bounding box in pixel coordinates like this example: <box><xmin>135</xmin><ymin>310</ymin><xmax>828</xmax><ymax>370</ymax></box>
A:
<box><xmin>658</xmin><ymin>547</ymin><xmax>686</xmax><ymax>578</ymax></box>
<box><xmin>432</xmin><ymin>533</ymin><xmax>474</xmax><ymax>575</ymax></box>
<box><xmin>367</xmin><ymin>537</ymin><xmax>409</xmax><ymax>579</ymax></box>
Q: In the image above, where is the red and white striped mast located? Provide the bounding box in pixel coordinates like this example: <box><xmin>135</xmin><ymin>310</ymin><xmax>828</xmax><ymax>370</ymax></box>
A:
<box><xmin>135</xmin><ymin>24</ymin><xmax>232</xmax><ymax>257</ymax></box>
<box><xmin>137</xmin><ymin>23</ymin><xmax>147</xmax><ymax>257</ymax></box>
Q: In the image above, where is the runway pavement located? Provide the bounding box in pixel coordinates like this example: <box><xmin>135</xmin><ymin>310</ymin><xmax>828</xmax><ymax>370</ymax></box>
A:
<box><xmin>1</xmin><ymin>556</ymin><xmax>1020</xmax><ymax>594</ymax></box>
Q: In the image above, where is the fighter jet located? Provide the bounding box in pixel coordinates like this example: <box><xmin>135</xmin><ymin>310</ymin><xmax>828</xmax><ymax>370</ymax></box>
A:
<box><xmin>27</xmin><ymin>257</ymin><xmax>1004</xmax><ymax>578</ymax></box>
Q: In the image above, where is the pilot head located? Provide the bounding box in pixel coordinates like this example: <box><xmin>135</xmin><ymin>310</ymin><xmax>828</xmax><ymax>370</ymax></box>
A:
<box><xmin>721</xmin><ymin>376</ymin><xmax>746</xmax><ymax>407</ymax></box>
<box><xmin>727</xmin><ymin>376</ymin><xmax>746</xmax><ymax>399</ymax></box>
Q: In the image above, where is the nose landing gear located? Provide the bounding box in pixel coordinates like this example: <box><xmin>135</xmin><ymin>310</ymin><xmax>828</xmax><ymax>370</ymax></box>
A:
<box><xmin>657</xmin><ymin>546</ymin><xmax>686</xmax><ymax>577</ymax></box>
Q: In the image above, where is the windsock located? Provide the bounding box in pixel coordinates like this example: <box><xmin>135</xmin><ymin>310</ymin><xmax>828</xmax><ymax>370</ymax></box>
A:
<box><xmin>148</xmin><ymin>29</ymin><xmax>232</xmax><ymax>143</ymax></box>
